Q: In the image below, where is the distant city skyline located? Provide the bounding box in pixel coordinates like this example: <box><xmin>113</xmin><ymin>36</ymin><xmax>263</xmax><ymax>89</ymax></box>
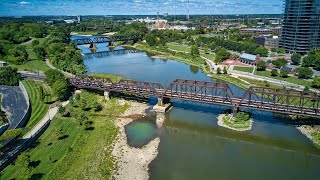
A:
<box><xmin>0</xmin><ymin>0</ymin><xmax>283</xmax><ymax>16</ymax></box>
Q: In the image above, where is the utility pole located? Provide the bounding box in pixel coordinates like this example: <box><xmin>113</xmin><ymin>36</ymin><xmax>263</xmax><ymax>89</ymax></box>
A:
<box><xmin>187</xmin><ymin>0</ymin><xmax>190</xmax><ymax>21</ymax></box>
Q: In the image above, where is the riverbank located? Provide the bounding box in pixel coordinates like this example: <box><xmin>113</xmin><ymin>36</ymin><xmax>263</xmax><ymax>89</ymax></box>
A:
<box><xmin>297</xmin><ymin>125</ymin><xmax>320</xmax><ymax>149</ymax></box>
<box><xmin>125</xmin><ymin>43</ymin><xmax>251</xmax><ymax>90</ymax></box>
<box><xmin>217</xmin><ymin>114</ymin><xmax>253</xmax><ymax>131</ymax></box>
<box><xmin>112</xmin><ymin>100</ymin><xmax>160</xmax><ymax>180</ymax></box>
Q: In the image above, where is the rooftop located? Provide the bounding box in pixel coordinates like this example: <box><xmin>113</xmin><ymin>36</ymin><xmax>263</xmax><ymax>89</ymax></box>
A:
<box><xmin>240</xmin><ymin>53</ymin><xmax>257</xmax><ymax>61</ymax></box>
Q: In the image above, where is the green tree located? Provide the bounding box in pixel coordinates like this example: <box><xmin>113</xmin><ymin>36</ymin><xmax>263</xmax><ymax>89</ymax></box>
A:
<box><xmin>33</xmin><ymin>45</ymin><xmax>46</xmax><ymax>61</ymax></box>
<box><xmin>271</xmin><ymin>69</ymin><xmax>278</xmax><ymax>76</ymax></box>
<box><xmin>217</xmin><ymin>67</ymin><xmax>222</xmax><ymax>74</ymax></box>
<box><xmin>272</xmin><ymin>58</ymin><xmax>287</xmax><ymax>68</ymax></box>
<box><xmin>280</xmin><ymin>70</ymin><xmax>289</xmax><ymax>78</ymax></box>
<box><xmin>277</xmin><ymin>48</ymin><xmax>286</xmax><ymax>54</ymax></box>
<box><xmin>0</xmin><ymin>67</ymin><xmax>21</xmax><ymax>86</ymax></box>
<box><xmin>15</xmin><ymin>154</ymin><xmax>32</xmax><ymax>179</ymax></box>
<box><xmin>296</xmin><ymin>67</ymin><xmax>314</xmax><ymax>79</ymax></box>
<box><xmin>302</xmin><ymin>54</ymin><xmax>316</xmax><ymax>67</ymax></box>
<box><xmin>312</xmin><ymin>76</ymin><xmax>320</xmax><ymax>88</ymax></box>
<box><xmin>44</xmin><ymin>69</ymin><xmax>65</xmax><ymax>86</ymax></box>
<box><xmin>190</xmin><ymin>45</ymin><xmax>200</xmax><ymax>58</ymax></box>
<box><xmin>31</xmin><ymin>39</ymin><xmax>40</xmax><ymax>47</ymax></box>
<box><xmin>223</xmin><ymin>66</ymin><xmax>228</xmax><ymax>74</ymax></box>
<box><xmin>6</xmin><ymin>45</ymin><xmax>28</xmax><ymax>64</ymax></box>
<box><xmin>145</xmin><ymin>33</ymin><xmax>158</xmax><ymax>46</ymax></box>
<box><xmin>291</xmin><ymin>53</ymin><xmax>301</xmax><ymax>65</ymax></box>
<box><xmin>254</xmin><ymin>46</ymin><xmax>268</xmax><ymax>57</ymax></box>
<box><xmin>195</xmin><ymin>25</ymin><xmax>205</xmax><ymax>34</ymax></box>
<box><xmin>256</xmin><ymin>61</ymin><xmax>266</xmax><ymax>71</ymax></box>
<box><xmin>215</xmin><ymin>48</ymin><xmax>230</xmax><ymax>64</ymax></box>
<box><xmin>39</xmin><ymin>84</ymin><xmax>45</xmax><ymax>102</ymax></box>
<box><xmin>52</xmin><ymin>79</ymin><xmax>69</xmax><ymax>100</ymax></box>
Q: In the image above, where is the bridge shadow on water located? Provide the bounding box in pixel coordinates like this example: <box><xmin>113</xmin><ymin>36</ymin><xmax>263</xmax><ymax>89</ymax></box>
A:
<box><xmin>155</xmin><ymin>97</ymin><xmax>320</xmax><ymax>126</ymax></box>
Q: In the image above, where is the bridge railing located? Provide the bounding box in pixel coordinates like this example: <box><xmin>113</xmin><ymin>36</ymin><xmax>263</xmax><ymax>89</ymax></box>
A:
<box><xmin>67</xmin><ymin>76</ymin><xmax>320</xmax><ymax>117</ymax></box>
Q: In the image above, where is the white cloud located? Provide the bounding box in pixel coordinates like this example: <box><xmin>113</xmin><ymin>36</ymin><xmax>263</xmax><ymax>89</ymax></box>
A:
<box><xmin>18</xmin><ymin>1</ymin><xmax>31</xmax><ymax>5</ymax></box>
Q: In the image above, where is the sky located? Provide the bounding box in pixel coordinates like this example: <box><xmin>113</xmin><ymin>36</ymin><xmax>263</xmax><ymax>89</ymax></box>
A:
<box><xmin>0</xmin><ymin>0</ymin><xmax>283</xmax><ymax>16</ymax></box>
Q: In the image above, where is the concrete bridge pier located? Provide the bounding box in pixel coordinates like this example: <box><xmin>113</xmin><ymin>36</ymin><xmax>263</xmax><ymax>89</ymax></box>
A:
<box><xmin>104</xmin><ymin>91</ymin><xmax>110</xmax><ymax>100</ymax></box>
<box><xmin>153</xmin><ymin>97</ymin><xmax>172</xmax><ymax>113</ymax></box>
<box><xmin>233</xmin><ymin>103</ymin><xmax>239</xmax><ymax>117</ymax></box>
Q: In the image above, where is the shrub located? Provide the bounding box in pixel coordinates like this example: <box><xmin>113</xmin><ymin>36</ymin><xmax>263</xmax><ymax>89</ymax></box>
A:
<box><xmin>0</xmin><ymin>67</ymin><xmax>21</xmax><ymax>86</ymax></box>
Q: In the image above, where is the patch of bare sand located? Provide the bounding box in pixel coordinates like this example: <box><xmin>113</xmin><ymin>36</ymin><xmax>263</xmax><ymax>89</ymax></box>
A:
<box><xmin>112</xmin><ymin>100</ymin><xmax>160</xmax><ymax>180</ymax></box>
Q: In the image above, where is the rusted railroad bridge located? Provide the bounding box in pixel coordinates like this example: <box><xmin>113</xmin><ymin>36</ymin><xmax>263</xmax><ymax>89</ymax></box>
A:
<box><xmin>73</xmin><ymin>35</ymin><xmax>143</xmax><ymax>45</ymax></box>
<box><xmin>68</xmin><ymin>75</ymin><xmax>320</xmax><ymax>117</ymax></box>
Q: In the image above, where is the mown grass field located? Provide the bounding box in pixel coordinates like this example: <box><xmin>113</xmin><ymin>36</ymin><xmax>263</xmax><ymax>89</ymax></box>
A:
<box><xmin>1</xmin><ymin>93</ymin><xmax>129</xmax><ymax>179</ymax></box>
<box><xmin>255</xmin><ymin>70</ymin><xmax>312</xmax><ymax>87</ymax></box>
<box><xmin>167</xmin><ymin>43</ymin><xmax>191</xmax><ymax>53</ymax></box>
<box><xmin>23</xmin><ymin>80</ymin><xmax>54</xmax><ymax>130</ymax></box>
<box><xmin>233</xmin><ymin>66</ymin><xmax>254</xmax><ymax>73</ymax></box>
<box><xmin>166</xmin><ymin>42</ymin><xmax>216</xmax><ymax>62</ymax></box>
<box><xmin>11</xmin><ymin>60</ymin><xmax>51</xmax><ymax>73</ymax></box>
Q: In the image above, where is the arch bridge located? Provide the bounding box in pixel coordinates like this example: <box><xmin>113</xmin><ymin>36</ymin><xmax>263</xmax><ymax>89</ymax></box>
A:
<box><xmin>68</xmin><ymin>75</ymin><xmax>320</xmax><ymax>117</ymax></box>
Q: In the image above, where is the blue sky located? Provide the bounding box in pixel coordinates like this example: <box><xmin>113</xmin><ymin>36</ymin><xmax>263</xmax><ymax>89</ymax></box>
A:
<box><xmin>0</xmin><ymin>0</ymin><xmax>283</xmax><ymax>16</ymax></box>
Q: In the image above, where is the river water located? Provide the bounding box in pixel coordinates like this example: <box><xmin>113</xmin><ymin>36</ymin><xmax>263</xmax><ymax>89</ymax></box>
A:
<box><xmin>75</xmin><ymin>37</ymin><xmax>320</xmax><ymax>180</ymax></box>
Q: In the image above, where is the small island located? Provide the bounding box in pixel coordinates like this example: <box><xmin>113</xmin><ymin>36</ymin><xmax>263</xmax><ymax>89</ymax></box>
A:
<box><xmin>218</xmin><ymin>110</ymin><xmax>253</xmax><ymax>131</ymax></box>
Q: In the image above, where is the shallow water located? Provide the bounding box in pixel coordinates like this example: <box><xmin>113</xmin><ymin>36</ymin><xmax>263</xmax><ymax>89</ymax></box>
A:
<box><xmin>77</xmin><ymin>37</ymin><xmax>320</xmax><ymax>180</ymax></box>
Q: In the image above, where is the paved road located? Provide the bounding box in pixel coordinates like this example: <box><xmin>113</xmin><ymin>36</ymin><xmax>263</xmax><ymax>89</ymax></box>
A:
<box><xmin>23</xmin><ymin>101</ymin><xmax>69</xmax><ymax>139</ymax></box>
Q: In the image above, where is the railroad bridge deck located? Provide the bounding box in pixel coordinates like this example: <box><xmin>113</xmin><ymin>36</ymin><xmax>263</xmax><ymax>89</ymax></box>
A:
<box><xmin>68</xmin><ymin>75</ymin><xmax>320</xmax><ymax>117</ymax></box>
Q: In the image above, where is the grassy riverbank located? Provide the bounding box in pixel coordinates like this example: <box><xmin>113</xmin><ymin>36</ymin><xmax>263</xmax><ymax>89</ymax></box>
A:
<box><xmin>255</xmin><ymin>70</ymin><xmax>312</xmax><ymax>87</ymax></box>
<box><xmin>23</xmin><ymin>80</ymin><xmax>54</xmax><ymax>130</ymax></box>
<box><xmin>87</xmin><ymin>73</ymin><xmax>128</xmax><ymax>83</ymax></box>
<box><xmin>1</xmin><ymin>92</ymin><xmax>129</xmax><ymax>179</ymax></box>
<box><xmin>129</xmin><ymin>43</ymin><xmax>251</xmax><ymax>90</ymax></box>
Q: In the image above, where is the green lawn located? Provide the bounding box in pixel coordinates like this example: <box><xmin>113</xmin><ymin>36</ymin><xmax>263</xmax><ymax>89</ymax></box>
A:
<box><xmin>233</xmin><ymin>66</ymin><xmax>254</xmax><ymax>73</ymax></box>
<box><xmin>222</xmin><ymin>114</ymin><xmax>251</xmax><ymax>129</ymax></box>
<box><xmin>23</xmin><ymin>80</ymin><xmax>54</xmax><ymax>130</ymax></box>
<box><xmin>201</xmin><ymin>53</ymin><xmax>216</xmax><ymax>61</ymax></box>
<box><xmin>167</xmin><ymin>42</ymin><xmax>216</xmax><ymax>62</ymax></box>
<box><xmin>255</xmin><ymin>70</ymin><xmax>312</xmax><ymax>87</ymax></box>
<box><xmin>11</xmin><ymin>60</ymin><xmax>51</xmax><ymax>73</ymax></box>
<box><xmin>167</xmin><ymin>43</ymin><xmax>191</xmax><ymax>53</ymax></box>
<box><xmin>1</xmin><ymin>93</ymin><xmax>129</xmax><ymax>179</ymax></box>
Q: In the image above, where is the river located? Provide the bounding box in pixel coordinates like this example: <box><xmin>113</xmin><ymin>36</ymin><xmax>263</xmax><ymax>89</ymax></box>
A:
<box><xmin>74</xmin><ymin>37</ymin><xmax>320</xmax><ymax>180</ymax></box>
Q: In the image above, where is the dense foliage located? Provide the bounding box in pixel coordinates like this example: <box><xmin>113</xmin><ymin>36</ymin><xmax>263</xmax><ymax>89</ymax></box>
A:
<box><xmin>45</xmin><ymin>69</ymin><xmax>70</xmax><ymax>100</ymax></box>
<box><xmin>0</xmin><ymin>67</ymin><xmax>21</xmax><ymax>86</ymax></box>
<box><xmin>291</xmin><ymin>53</ymin><xmax>301</xmax><ymax>65</ymax></box>
<box><xmin>256</xmin><ymin>61</ymin><xmax>266</xmax><ymax>71</ymax></box>
<box><xmin>312</xmin><ymin>76</ymin><xmax>320</xmax><ymax>88</ymax></box>
<box><xmin>196</xmin><ymin>36</ymin><xmax>269</xmax><ymax>57</ymax></box>
<box><xmin>272</xmin><ymin>58</ymin><xmax>287</xmax><ymax>68</ymax></box>
<box><xmin>45</xmin><ymin>26</ymin><xmax>86</xmax><ymax>74</ymax></box>
<box><xmin>295</xmin><ymin>67</ymin><xmax>314</xmax><ymax>79</ymax></box>
<box><xmin>302</xmin><ymin>49</ymin><xmax>320</xmax><ymax>70</ymax></box>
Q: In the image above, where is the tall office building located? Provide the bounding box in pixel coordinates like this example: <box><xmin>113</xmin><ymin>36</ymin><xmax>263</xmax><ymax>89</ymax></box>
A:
<box><xmin>280</xmin><ymin>0</ymin><xmax>320</xmax><ymax>54</ymax></box>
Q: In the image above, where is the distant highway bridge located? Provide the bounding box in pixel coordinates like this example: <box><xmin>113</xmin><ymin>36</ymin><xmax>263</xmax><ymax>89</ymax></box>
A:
<box><xmin>68</xmin><ymin>75</ymin><xmax>320</xmax><ymax>117</ymax></box>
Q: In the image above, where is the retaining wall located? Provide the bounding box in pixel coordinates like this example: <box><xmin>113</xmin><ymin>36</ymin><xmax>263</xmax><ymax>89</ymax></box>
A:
<box><xmin>16</xmin><ymin>81</ymin><xmax>31</xmax><ymax>128</ymax></box>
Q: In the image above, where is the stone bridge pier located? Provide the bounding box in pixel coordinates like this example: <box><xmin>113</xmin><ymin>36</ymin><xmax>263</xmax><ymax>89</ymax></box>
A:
<box><xmin>153</xmin><ymin>97</ymin><xmax>172</xmax><ymax>113</ymax></box>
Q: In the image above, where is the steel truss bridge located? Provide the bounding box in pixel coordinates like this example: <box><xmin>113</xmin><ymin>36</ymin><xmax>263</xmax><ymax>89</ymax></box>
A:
<box><xmin>73</xmin><ymin>35</ymin><xmax>143</xmax><ymax>45</ymax></box>
<box><xmin>68</xmin><ymin>75</ymin><xmax>320</xmax><ymax>117</ymax></box>
<box><xmin>82</xmin><ymin>49</ymin><xmax>142</xmax><ymax>58</ymax></box>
